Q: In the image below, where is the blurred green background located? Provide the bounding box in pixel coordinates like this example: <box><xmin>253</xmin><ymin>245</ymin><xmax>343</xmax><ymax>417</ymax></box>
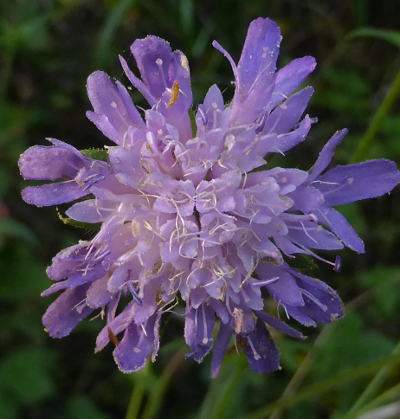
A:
<box><xmin>1</xmin><ymin>1</ymin><xmax>400</xmax><ymax>418</ymax></box>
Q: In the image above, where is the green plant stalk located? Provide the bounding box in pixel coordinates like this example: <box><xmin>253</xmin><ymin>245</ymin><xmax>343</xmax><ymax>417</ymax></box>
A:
<box><xmin>125</xmin><ymin>379</ymin><xmax>146</xmax><ymax>419</ymax></box>
<box><xmin>351</xmin><ymin>68</ymin><xmax>400</xmax><ymax>162</ymax></box>
<box><xmin>210</xmin><ymin>360</ymin><xmax>247</xmax><ymax>419</ymax></box>
<box><xmin>345</xmin><ymin>340</ymin><xmax>400</xmax><ymax>417</ymax></box>
<box><xmin>267</xmin><ymin>287</ymin><xmax>374</xmax><ymax>419</ymax></box>
<box><xmin>269</xmin><ymin>323</ymin><xmax>337</xmax><ymax>419</ymax></box>
<box><xmin>245</xmin><ymin>352</ymin><xmax>400</xmax><ymax>419</ymax></box>
<box><xmin>197</xmin><ymin>364</ymin><xmax>222</xmax><ymax>419</ymax></box>
<box><xmin>356</xmin><ymin>381</ymin><xmax>400</xmax><ymax>417</ymax></box>
<box><xmin>140</xmin><ymin>349</ymin><xmax>184</xmax><ymax>419</ymax></box>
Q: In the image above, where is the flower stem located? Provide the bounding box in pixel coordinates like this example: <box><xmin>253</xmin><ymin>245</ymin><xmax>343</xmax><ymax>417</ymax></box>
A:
<box><xmin>269</xmin><ymin>323</ymin><xmax>337</xmax><ymax>419</ymax></box>
<box><xmin>209</xmin><ymin>359</ymin><xmax>247</xmax><ymax>419</ymax></box>
<box><xmin>125</xmin><ymin>378</ymin><xmax>146</xmax><ymax>419</ymax></box>
<box><xmin>245</xmin><ymin>352</ymin><xmax>400</xmax><ymax>419</ymax></box>
<box><xmin>344</xmin><ymin>340</ymin><xmax>400</xmax><ymax>418</ymax></box>
<box><xmin>351</xmin><ymin>67</ymin><xmax>400</xmax><ymax>163</ymax></box>
<box><xmin>140</xmin><ymin>349</ymin><xmax>185</xmax><ymax>419</ymax></box>
<box><xmin>356</xmin><ymin>382</ymin><xmax>400</xmax><ymax>417</ymax></box>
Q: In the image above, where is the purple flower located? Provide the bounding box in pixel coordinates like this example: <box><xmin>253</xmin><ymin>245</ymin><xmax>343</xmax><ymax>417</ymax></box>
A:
<box><xmin>19</xmin><ymin>18</ymin><xmax>400</xmax><ymax>376</ymax></box>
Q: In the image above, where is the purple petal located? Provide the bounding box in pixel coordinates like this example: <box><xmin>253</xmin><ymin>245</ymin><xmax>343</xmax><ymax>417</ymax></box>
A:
<box><xmin>113</xmin><ymin>314</ymin><xmax>160</xmax><ymax>373</ymax></box>
<box><xmin>107</xmin><ymin>265</ymin><xmax>131</xmax><ymax>293</ymax></box>
<box><xmin>289</xmin><ymin>185</ymin><xmax>325</xmax><ymax>213</ymax></box>
<box><xmin>184</xmin><ymin>304</ymin><xmax>215</xmax><ymax>362</ymax></box>
<box><xmin>286</xmin><ymin>306</ymin><xmax>317</xmax><ymax>327</ymax></box>
<box><xmin>86</xmin><ymin>71</ymin><xmax>143</xmax><ymax>144</ymax></box>
<box><xmin>196</xmin><ymin>84</ymin><xmax>225</xmax><ymax>132</ymax></box>
<box><xmin>240</xmin><ymin>283</ymin><xmax>264</xmax><ymax>311</ymax></box>
<box><xmin>264</xmin><ymin>168</ymin><xmax>309</xmax><ymax>193</ymax></box>
<box><xmin>130</xmin><ymin>36</ymin><xmax>192</xmax><ymax>108</ymax></box>
<box><xmin>256</xmin><ymin>311</ymin><xmax>304</xmax><ymax>339</ymax></box>
<box><xmin>237</xmin><ymin>18</ymin><xmax>281</xmax><ymax>93</ymax></box>
<box><xmin>134</xmin><ymin>279</ymin><xmax>159</xmax><ymax>325</ymax></box>
<box><xmin>251</xmin><ymin>237</ymin><xmax>283</xmax><ymax>265</ymax></box>
<box><xmin>43</xmin><ymin>284</ymin><xmax>93</xmax><ymax>338</ymax></box>
<box><xmin>189</xmin><ymin>287</ymin><xmax>208</xmax><ymax>309</ymax></box>
<box><xmin>65</xmin><ymin>200</ymin><xmax>109</xmax><ymax>223</ymax></box>
<box><xmin>86</xmin><ymin>111</ymin><xmax>121</xmax><ymax>144</ymax></box>
<box><xmin>115</xmin><ymin>81</ymin><xmax>144</xmax><ymax>126</ymax></box>
<box><xmin>210</xmin><ymin>299</ymin><xmax>230</xmax><ymax>324</ymax></box>
<box><xmin>41</xmin><ymin>280</ymin><xmax>68</xmax><ymax>297</ymax></box>
<box><xmin>96</xmin><ymin>302</ymin><xmax>135</xmax><ymax>351</ymax></box>
<box><xmin>86</xmin><ymin>276</ymin><xmax>112</xmax><ymax>308</ymax></box>
<box><xmin>287</xmin><ymin>220</ymin><xmax>344</xmax><ymax>250</ymax></box>
<box><xmin>263</xmin><ymin>86</ymin><xmax>314</xmax><ymax>135</ymax></box>
<box><xmin>274</xmin><ymin>115</ymin><xmax>312</xmax><ymax>152</ymax></box>
<box><xmin>226</xmin><ymin>18</ymin><xmax>281</xmax><ymax>124</ymax></box>
<box><xmin>242</xmin><ymin>319</ymin><xmax>280</xmax><ymax>373</ymax></box>
<box><xmin>316</xmin><ymin>207</ymin><xmax>365</xmax><ymax>253</ymax></box>
<box><xmin>316</xmin><ymin>159</ymin><xmax>400</xmax><ymax>206</ymax></box>
<box><xmin>126</xmin><ymin>36</ymin><xmax>196</xmax><ymax>141</ymax></box>
<box><xmin>19</xmin><ymin>145</ymin><xmax>82</xmax><ymax>181</ymax></box>
<box><xmin>308</xmin><ymin>129</ymin><xmax>348</xmax><ymax>182</ymax></box>
<box><xmin>265</xmin><ymin>270</ymin><xmax>305</xmax><ymax>307</ymax></box>
<box><xmin>271</xmin><ymin>56</ymin><xmax>317</xmax><ymax>109</ymax></box>
<box><xmin>291</xmin><ymin>271</ymin><xmax>344</xmax><ymax>324</ymax></box>
<box><xmin>46</xmin><ymin>244</ymin><xmax>87</xmax><ymax>281</ymax></box>
<box><xmin>231</xmin><ymin>73</ymin><xmax>275</xmax><ymax>125</ymax></box>
<box><xmin>22</xmin><ymin>181</ymin><xmax>88</xmax><ymax>206</ymax></box>
<box><xmin>211</xmin><ymin>323</ymin><xmax>232</xmax><ymax>378</ymax></box>
<box><xmin>273</xmin><ymin>235</ymin><xmax>307</xmax><ymax>256</ymax></box>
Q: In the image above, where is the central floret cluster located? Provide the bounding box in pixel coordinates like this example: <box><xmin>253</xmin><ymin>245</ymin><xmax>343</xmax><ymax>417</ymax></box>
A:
<box><xmin>19</xmin><ymin>18</ymin><xmax>399</xmax><ymax>375</ymax></box>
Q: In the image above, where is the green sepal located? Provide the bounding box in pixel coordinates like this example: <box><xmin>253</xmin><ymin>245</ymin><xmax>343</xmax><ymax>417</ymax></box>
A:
<box><xmin>80</xmin><ymin>148</ymin><xmax>108</xmax><ymax>161</ymax></box>
<box><xmin>290</xmin><ymin>254</ymin><xmax>319</xmax><ymax>274</ymax></box>
<box><xmin>56</xmin><ymin>208</ymin><xmax>101</xmax><ymax>232</ymax></box>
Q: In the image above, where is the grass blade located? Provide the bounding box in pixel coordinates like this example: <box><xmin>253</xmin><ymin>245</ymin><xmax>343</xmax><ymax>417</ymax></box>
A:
<box><xmin>94</xmin><ymin>0</ymin><xmax>138</xmax><ymax>67</ymax></box>
<box><xmin>245</xmin><ymin>352</ymin><xmax>400</xmax><ymax>419</ymax></box>
<box><xmin>347</xmin><ymin>27</ymin><xmax>400</xmax><ymax>49</ymax></box>
<box><xmin>351</xmin><ymin>68</ymin><xmax>400</xmax><ymax>162</ymax></box>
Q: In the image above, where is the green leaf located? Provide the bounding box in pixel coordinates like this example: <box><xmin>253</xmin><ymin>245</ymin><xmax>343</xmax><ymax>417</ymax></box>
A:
<box><xmin>80</xmin><ymin>148</ymin><xmax>108</xmax><ymax>161</ymax></box>
<box><xmin>179</xmin><ymin>0</ymin><xmax>194</xmax><ymax>36</ymax></box>
<box><xmin>0</xmin><ymin>15</ymin><xmax>50</xmax><ymax>51</ymax></box>
<box><xmin>140</xmin><ymin>350</ymin><xmax>185</xmax><ymax>419</ymax></box>
<box><xmin>66</xmin><ymin>395</ymin><xmax>110</xmax><ymax>419</ymax></box>
<box><xmin>358</xmin><ymin>266</ymin><xmax>400</xmax><ymax>318</ymax></box>
<box><xmin>0</xmin><ymin>348</ymin><xmax>55</xmax><ymax>405</ymax></box>
<box><xmin>246</xmin><ymin>351</ymin><xmax>400</xmax><ymax>419</ymax></box>
<box><xmin>198</xmin><ymin>355</ymin><xmax>248</xmax><ymax>419</ymax></box>
<box><xmin>345</xmin><ymin>340</ymin><xmax>400</xmax><ymax>418</ymax></box>
<box><xmin>351</xmin><ymin>69</ymin><xmax>400</xmax><ymax>162</ymax></box>
<box><xmin>347</xmin><ymin>27</ymin><xmax>400</xmax><ymax>49</ymax></box>
<box><xmin>0</xmin><ymin>244</ymin><xmax>48</xmax><ymax>300</ymax></box>
<box><xmin>0</xmin><ymin>218</ymin><xmax>37</xmax><ymax>247</ymax></box>
<box><xmin>314</xmin><ymin>68</ymin><xmax>370</xmax><ymax>119</ymax></box>
<box><xmin>0</xmin><ymin>391</ymin><xmax>17</xmax><ymax>419</ymax></box>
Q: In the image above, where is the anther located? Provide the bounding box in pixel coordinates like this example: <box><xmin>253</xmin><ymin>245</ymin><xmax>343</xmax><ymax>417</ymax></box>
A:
<box><xmin>167</xmin><ymin>81</ymin><xmax>180</xmax><ymax>108</ymax></box>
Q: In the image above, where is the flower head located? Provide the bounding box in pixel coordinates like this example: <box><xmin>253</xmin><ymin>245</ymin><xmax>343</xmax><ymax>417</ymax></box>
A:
<box><xmin>19</xmin><ymin>18</ymin><xmax>400</xmax><ymax>375</ymax></box>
